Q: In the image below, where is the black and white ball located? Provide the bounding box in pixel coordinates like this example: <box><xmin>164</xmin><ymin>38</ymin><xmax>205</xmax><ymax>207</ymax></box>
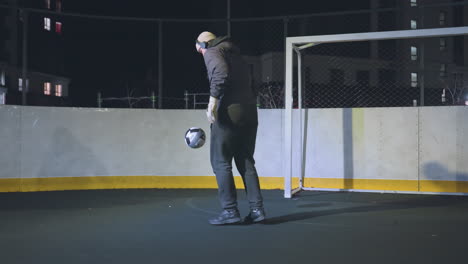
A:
<box><xmin>184</xmin><ymin>127</ymin><xmax>206</xmax><ymax>149</ymax></box>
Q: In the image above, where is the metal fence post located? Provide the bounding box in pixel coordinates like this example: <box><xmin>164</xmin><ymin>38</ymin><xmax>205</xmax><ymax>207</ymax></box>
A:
<box><xmin>21</xmin><ymin>9</ymin><xmax>28</xmax><ymax>106</ymax></box>
<box><xmin>419</xmin><ymin>42</ymin><xmax>425</xmax><ymax>106</ymax></box>
<box><xmin>227</xmin><ymin>0</ymin><xmax>231</xmax><ymax>37</ymax></box>
<box><xmin>283</xmin><ymin>17</ymin><xmax>288</xmax><ymax>106</ymax></box>
<box><xmin>184</xmin><ymin>90</ymin><xmax>189</xmax><ymax>109</ymax></box>
<box><xmin>97</xmin><ymin>92</ymin><xmax>102</xmax><ymax>108</ymax></box>
<box><xmin>419</xmin><ymin>6</ymin><xmax>425</xmax><ymax>106</ymax></box>
<box><xmin>151</xmin><ymin>91</ymin><xmax>156</xmax><ymax>108</ymax></box>
<box><xmin>193</xmin><ymin>94</ymin><xmax>196</xmax><ymax>109</ymax></box>
<box><xmin>158</xmin><ymin>20</ymin><xmax>163</xmax><ymax>109</ymax></box>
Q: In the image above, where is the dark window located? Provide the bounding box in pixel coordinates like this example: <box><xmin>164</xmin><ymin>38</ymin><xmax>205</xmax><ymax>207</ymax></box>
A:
<box><xmin>440</xmin><ymin>38</ymin><xmax>447</xmax><ymax>51</ymax></box>
<box><xmin>56</xmin><ymin>0</ymin><xmax>62</xmax><ymax>12</ymax></box>
<box><xmin>440</xmin><ymin>64</ymin><xmax>447</xmax><ymax>78</ymax></box>
<box><xmin>330</xmin><ymin>69</ymin><xmax>344</xmax><ymax>85</ymax></box>
<box><xmin>454</xmin><ymin>36</ymin><xmax>464</xmax><ymax>66</ymax></box>
<box><xmin>356</xmin><ymin>70</ymin><xmax>370</xmax><ymax>86</ymax></box>
<box><xmin>379</xmin><ymin>0</ymin><xmax>397</xmax><ymax>8</ymax></box>
<box><xmin>378</xmin><ymin>11</ymin><xmax>397</xmax><ymax>31</ymax></box>
<box><xmin>378</xmin><ymin>40</ymin><xmax>396</xmax><ymax>60</ymax></box>
<box><xmin>305</xmin><ymin>66</ymin><xmax>311</xmax><ymax>85</ymax></box>
<box><xmin>378</xmin><ymin>69</ymin><xmax>396</xmax><ymax>85</ymax></box>
<box><xmin>439</xmin><ymin>11</ymin><xmax>447</xmax><ymax>26</ymax></box>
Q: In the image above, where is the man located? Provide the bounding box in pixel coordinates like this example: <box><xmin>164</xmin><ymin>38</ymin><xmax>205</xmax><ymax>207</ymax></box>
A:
<box><xmin>195</xmin><ymin>31</ymin><xmax>265</xmax><ymax>225</ymax></box>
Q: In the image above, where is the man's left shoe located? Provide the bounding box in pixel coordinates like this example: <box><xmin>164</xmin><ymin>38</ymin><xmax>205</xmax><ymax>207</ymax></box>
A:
<box><xmin>244</xmin><ymin>208</ymin><xmax>266</xmax><ymax>223</ymax></box>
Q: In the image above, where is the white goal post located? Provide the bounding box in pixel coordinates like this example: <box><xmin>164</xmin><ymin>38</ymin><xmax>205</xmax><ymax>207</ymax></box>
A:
<box><xmin>283</xmin><ymin>26</ymin><xmax>468</xmax><ymax>198</ymax></box>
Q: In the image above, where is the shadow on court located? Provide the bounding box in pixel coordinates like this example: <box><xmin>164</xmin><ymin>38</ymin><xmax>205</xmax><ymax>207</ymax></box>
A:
<box><xmin>264</xmin><ymin>194</ymin><xmax>467</xmax><ymax>225</ymax></box>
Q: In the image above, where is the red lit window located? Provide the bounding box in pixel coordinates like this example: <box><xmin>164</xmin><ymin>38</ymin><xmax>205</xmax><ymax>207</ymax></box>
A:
<box><xmin>56</xmin><ymin>22</ymin><xmax>62</xmax><ymax>34</ymax></box>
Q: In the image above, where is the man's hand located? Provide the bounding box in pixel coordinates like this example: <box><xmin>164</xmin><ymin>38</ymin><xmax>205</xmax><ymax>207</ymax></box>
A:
<box><xmin>206</xmin><ymin>96</ymin><xmax>219</xmax><ymax>123</ymax></box>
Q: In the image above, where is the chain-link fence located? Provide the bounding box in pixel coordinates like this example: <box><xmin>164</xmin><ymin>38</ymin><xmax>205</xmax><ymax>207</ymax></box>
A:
<box><xmin>0</xmin><ymin>1</ymin><xmax>467</xmax><ymax>109</ymax></box>
<box><xmin>295</xmin><ymin>36</ymin><xmax>468</xmax><ymax>108</ymax></box>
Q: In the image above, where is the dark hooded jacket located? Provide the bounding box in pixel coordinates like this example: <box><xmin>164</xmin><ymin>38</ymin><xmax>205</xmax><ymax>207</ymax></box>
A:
<box><xmin>203</xmin><ymin>36</ymin><xmax>257</xmax><ymax>107</ymax></box>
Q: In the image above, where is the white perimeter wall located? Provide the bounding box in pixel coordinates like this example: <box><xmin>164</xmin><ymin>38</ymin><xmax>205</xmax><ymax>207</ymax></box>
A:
<box><xmin>0</xmin><ymin>105</ymin><xmax>467</xmax><ymax>184</ymax></box>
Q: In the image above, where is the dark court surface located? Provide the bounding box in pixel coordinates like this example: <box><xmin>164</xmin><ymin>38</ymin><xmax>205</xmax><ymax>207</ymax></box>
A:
<box><xmin>1</xmin><ymin>189</ymin><xmax>468</xmax><ymax>264</ymax></box>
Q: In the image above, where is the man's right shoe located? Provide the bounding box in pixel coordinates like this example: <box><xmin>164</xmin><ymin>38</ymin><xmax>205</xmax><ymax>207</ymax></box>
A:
<box><xmin>244</xmin><ymin>208</ymin><xmax>266</xmax><ymax>223</ymax></box>
<box><xmin>208</xmin><ymin>209</ymin><xmax>242</xmax><ymax>225</ymax></box>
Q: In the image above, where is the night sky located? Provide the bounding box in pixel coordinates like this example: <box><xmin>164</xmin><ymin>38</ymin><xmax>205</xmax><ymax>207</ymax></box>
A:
<box><xmin>62</xmin><ymin>0</ymin><xmax>370</xmax><ymax>19</ymax></box>
<box><xmin>3</xmin><ymin>0</ymin><xmax>372</xmax><ymax>107</ymax></box>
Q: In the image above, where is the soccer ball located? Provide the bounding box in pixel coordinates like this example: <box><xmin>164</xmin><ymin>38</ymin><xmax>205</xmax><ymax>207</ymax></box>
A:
<box><xmin>184</xmin><ymin>127</ymin><xmax>206</xmax><ymax>149</ymax></box>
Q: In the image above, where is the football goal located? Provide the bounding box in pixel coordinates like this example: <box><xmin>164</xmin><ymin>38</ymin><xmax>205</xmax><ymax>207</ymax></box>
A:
<box><xmin>283</xmin><ymin>26</ymin><xmax>468</xmax><ymax>198</ymax></box>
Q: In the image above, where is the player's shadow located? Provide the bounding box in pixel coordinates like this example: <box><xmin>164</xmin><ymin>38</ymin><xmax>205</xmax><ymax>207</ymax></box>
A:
<box><xmin>37</xmin><ymin>127</ymin><xmax>108</xmax><ymax>178</ymax></box>
<box><xmin>422</xmin><ymin>161</ymin><xmax>468</xmax><ymax>193</ymax></box>
<box><xmin>263</xmin><ymin>195</ymin><xmax>467</xmax><ymax>225</ymax></box>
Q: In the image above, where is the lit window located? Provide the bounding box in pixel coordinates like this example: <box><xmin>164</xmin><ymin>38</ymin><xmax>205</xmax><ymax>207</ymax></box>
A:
<box><xmin>0</xmin><ymin>70</ymin><xmax>5</xmax><ymax>86</ymax></box>
<box><xmin>411</xmin><ymin>46</ymin><xmax>418</xmax><ymax>61</ymax></box>
<box><xmin>411</xmin><ymin>20</ymin><xmax>417</xmax><ymax>29</ymax></box>
<box><xmin>440</xmin><ymin>38</ymin><xmax>447</xmax><ymax>51</ymax></box>
<box><xmin>18</xmin><ymin>78</ymin><xmax>29</xmax><ymax>91</ymax></box>
<box><xmin>44</xmin><ymin>17</ymin><xmax>51</xmax><ymax>31</ymax></box>
<box><xmin>411</xmin><ymin>73</ymin><xmax>418</xmax><ymax>87</ymax></box>
<box><xmin>44</xmin><ymin>82</ymin><xmax>51</xmax><ymax>95</ymax></box>
<box><xmin>410</xmin><ymin>0</ymin><xmax>417</xmax><ymax>7</ymax></box>
<box><xmin>439</xmin><ymin>12</ymin><xmax>446</xmax><ymax>26</ymax></box>
<box><xmin>55</xmin><ymin>84</ymin><xmax>62</xmax><ymax>97</ymax></box>
<box><xmin>56</xmin><ymin>22</ymin><xmax>62</xmax><ymax>34</ymax></box>
<box><xmin>45</xmin><ymin>0</ymin><xmax>51</xmax><ymax>9</ymax></box>
<box><xmin>440</xmin><ymin>64</ymin><xmax>447</xmax><ymax>78</ymax></box>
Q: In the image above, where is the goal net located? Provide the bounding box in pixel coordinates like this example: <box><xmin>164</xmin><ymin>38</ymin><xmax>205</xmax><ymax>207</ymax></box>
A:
<box><xmin>283</xmin><ymin>27</ymin><xmax>468</xmax><ymax>198</ymax></box>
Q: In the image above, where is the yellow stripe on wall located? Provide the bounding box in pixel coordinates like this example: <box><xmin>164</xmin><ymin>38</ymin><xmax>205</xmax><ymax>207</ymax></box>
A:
<box><xmin>303</xmin><ymin>178</ymin><xmax>419</xmax><ymax>192</ymax></box>
<box><xmin>0</xmin><ymin>179</ymin><xmax>22</xmax><ymax>192</ymax></box>
<box><xmin>0</xmin><ymin>176</ymin><xmax>467</xmax><ymax>193</ymax></box>
<box><xmin>420</xmin><ymin>180</ymin><xmax>468</xmax><ymax>193</ymax></box>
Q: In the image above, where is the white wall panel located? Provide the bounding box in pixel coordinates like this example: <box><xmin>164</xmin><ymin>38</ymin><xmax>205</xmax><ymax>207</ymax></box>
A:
<box><xmin>0</xmin><ymin>106</ymin><xmax>21</xmax><ymax>179</ymax></box>
<box><xmin>420</xmin><ymin>107</ymin><xmax>468</xmax><ymax>182</ymax></box>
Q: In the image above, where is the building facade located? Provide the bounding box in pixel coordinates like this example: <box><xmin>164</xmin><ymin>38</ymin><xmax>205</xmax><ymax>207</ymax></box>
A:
<box><xmin>0</xmin><ymin>0</ymin><xmax>69</xmax><ymax>106</ymax></box>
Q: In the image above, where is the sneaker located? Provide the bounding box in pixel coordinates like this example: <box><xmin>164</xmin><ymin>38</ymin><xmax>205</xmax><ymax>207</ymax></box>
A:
<box><xmin>244</xmin><ymin>208</ymin><xmax>266</xmax><ymax>223</ymax></box>
<box><xmin>208</xmin><ymin>209</ymin><xmax>242</xmax><ymax>225</ymax></box>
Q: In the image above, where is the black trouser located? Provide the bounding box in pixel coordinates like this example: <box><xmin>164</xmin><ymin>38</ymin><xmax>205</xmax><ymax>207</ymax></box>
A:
<box><xmin>210</xmin><ymin>103</ymin><xmax>263</xmax><ymax>210</ymax></box>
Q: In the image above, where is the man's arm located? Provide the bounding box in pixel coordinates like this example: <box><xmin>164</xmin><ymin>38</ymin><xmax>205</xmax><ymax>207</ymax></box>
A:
<box><xmin>204</xmin><ymin>49</ymin><xmax>230</xmax><ymax>99</ymax></box>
